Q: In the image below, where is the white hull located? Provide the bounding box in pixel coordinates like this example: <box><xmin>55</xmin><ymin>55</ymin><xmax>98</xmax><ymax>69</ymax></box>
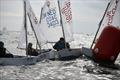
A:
<box><xmin>0</xmin><ymin>56</ymin><xmax>37</xmax><ymax>66</ymax></box>
<box><xmin>53</xmin><ymin>48</ymin><xmax>82</xmax><ymax>60</ymax></box>
<box><xmin>0</xmin><ymin>48</ymin><xmax>82</xmax><ymax>66</ymax></box>
<box><xmin>37</xmin><ymin>48</ymin><xmax>82</xmax><ymax>61</ymax></box>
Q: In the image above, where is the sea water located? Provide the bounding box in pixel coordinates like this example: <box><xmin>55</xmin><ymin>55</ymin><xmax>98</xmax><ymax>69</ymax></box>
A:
<box><xmin>0</xmin><ymin>31</ymin><xmax>120</xmax><ymax>80</ymax></box>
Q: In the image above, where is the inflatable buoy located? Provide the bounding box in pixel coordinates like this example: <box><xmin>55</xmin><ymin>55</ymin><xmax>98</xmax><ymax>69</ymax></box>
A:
<box><xmin>93</xmin><ymin>26</ymin><xmax>120</xmax><ymax>64</ymax></box>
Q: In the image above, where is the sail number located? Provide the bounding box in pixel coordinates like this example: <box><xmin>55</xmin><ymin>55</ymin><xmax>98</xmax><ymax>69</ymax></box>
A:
<box><xmin>61</xmin><ymin>0</ymin><xmax>72</xmax><ymax>23</ymax></box>
<box><xmin>28</xmin><ymin>7</ymin><xmax>38</xmax><ymax>24</ymax></box>
<box><xmin>106</xmin><ymin>0</ymin><xmax>119</xmax><ymax>25</ymax></box>
<box><xmin>46</xmin><ymin>9</ymin><xmax>59</xmax><ymax>27</ymax></box>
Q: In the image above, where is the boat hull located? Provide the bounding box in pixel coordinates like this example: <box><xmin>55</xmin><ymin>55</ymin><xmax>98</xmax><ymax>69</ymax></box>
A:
<box><xmin>48</xmin><ymin>48</ymin><xmax>82</xmax><ymax>60</ymax></box>
<box><xmin>0</xmin><ymin>56</ymin><xmax>37</xmax><ymax>66</ymax></box>
<box><xmin>0</xmin><ymin>48</ymin><xmax>82</xmax><ymax>66</ymax></box>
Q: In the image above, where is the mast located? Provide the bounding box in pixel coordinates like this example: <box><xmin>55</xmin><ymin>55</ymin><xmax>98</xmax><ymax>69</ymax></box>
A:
<box><xmin>90</xmin><ymin>1</ymin><xmax>110</xmax><ymax>49</ymax></box>
<box><xmin>58</xmin><ymin>0</ymin><xmax>67</xmax><ymax>48</ymax></box>
<box><xmin>27</xmin><ymin>14</ymin><xmax>42</xmax><ymax>53</ymax></box>
<box><xmin>24</xmin><ymin>1</ymin><xmax>28</xmax><ymax>56</ymax></box>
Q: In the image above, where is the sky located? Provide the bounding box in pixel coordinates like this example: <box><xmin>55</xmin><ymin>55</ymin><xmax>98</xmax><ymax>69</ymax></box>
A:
<box><xmin>0</xmin><ymin>0</ymin><xmax>110</xmax><ymax>34</ymax></box>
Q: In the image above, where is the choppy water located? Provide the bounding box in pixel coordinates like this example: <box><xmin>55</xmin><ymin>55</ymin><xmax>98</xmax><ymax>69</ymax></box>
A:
<box><xmin>0</xmin><ymin>31</ymin><xmax>120</xmax><ymax>80</ymax></box>
<box><xmin>0</xmin><ymin>58</ymin><xmax>120</xmax><ymax>80</ymax></box>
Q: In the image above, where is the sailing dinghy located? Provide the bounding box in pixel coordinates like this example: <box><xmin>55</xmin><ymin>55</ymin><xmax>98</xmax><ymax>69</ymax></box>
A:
<box><xmin>37</xmin><ymin>0</ymin><xmax>82</xmax><ymax>60</ymax></box>
<box><xmin>0</xmin><ymin>0</ymin><xmax>82</xmax><ymax>66</ymax></box>
<box><xmin>0</xmin><ymin>0</ymin><xmax>51</xmax><ymax>66</ymax></box>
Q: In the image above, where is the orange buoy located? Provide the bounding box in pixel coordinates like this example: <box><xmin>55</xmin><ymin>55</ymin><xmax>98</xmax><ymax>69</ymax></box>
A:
<box><xmin>93</xmin><ymin>26</ymin><xmax>120</xmax><ymax>64</ymax></box>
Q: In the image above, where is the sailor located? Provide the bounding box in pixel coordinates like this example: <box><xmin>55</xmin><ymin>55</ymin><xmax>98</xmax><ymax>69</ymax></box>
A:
<box><xmin>0</xmin><ymin>41</ymin><xmax>13</xmax><ymax>58</ymax></box>
<box><xmin>27</xmin><ymin>43</ymin><xmax>38</xmax><ymax>56</ymax></box>
<box><xmin>53</xmin><ymin>37</ymin><xmax>70</xmax><ymax>51</ymax></box>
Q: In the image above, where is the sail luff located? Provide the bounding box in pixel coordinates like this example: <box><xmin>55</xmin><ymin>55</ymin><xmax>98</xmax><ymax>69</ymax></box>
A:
<box><xmin>17</xmin><ymin>0</ymin><xmax>27</xmax><ymax>50</ymax></box>
<box><xmin>58</xmin><ymin>0</ymin><xmax>67</xmax><ymax>48</ymax></box>
<box><xmin>24</xmin><ymin>0</ymin><xmax>28</xmax><ymax>55</ymax></box>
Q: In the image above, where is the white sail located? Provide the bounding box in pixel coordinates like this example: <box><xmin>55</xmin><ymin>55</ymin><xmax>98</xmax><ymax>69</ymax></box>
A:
<box><xmin>39</xmin><ymin>0</ymin><xmax>62</xmax><ymax>42</ymax></box>
<box><xmin>18</xmin><ymin>0</ymin><xmax>47</xmax><ymax>49</ymax></box>
<box><xmin>17</xmin><ymin>0</ymin><xmax>27</xmax><ymax>49</ymax></box>
<box><xmin>58</xmin><ymin>0</ymin><xmax>74</xmax><ymax>42</ymax></box>
<box><xmin>25</xmin><ymin>0</ymin><xmax>47</xmax><ymax>46</ymax></box>
<box><xmin>17</xmin><ymin>26</ymin><xmax>26</xmax><ymax>49</ymax></box>
<box><xmin>96</xmin><ymin>0</ymin><xmax>120</xmax><ymax>41</ymax></box>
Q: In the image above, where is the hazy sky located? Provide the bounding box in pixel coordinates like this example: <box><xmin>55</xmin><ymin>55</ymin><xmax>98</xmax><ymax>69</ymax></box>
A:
<box><xmin>0</xmin><ymin>0</ymin><xmax>110</xmax><ymax>34</ymax></box>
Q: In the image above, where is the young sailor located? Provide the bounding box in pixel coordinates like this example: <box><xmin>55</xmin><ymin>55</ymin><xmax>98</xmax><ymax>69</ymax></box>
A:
<box><xmin>27</xmin><ymin>43</ymin><xmax>39</xmax><ymax>56</ymax></box>
<box><xmin>0</xmin><ymin>41</ymin><xmax>13</xmax><ymax>58</ymax></box>
<box><xmin>53</xmin><ymin>37</ymin><xmax>70</xmax><ymax>51</ymax></box>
